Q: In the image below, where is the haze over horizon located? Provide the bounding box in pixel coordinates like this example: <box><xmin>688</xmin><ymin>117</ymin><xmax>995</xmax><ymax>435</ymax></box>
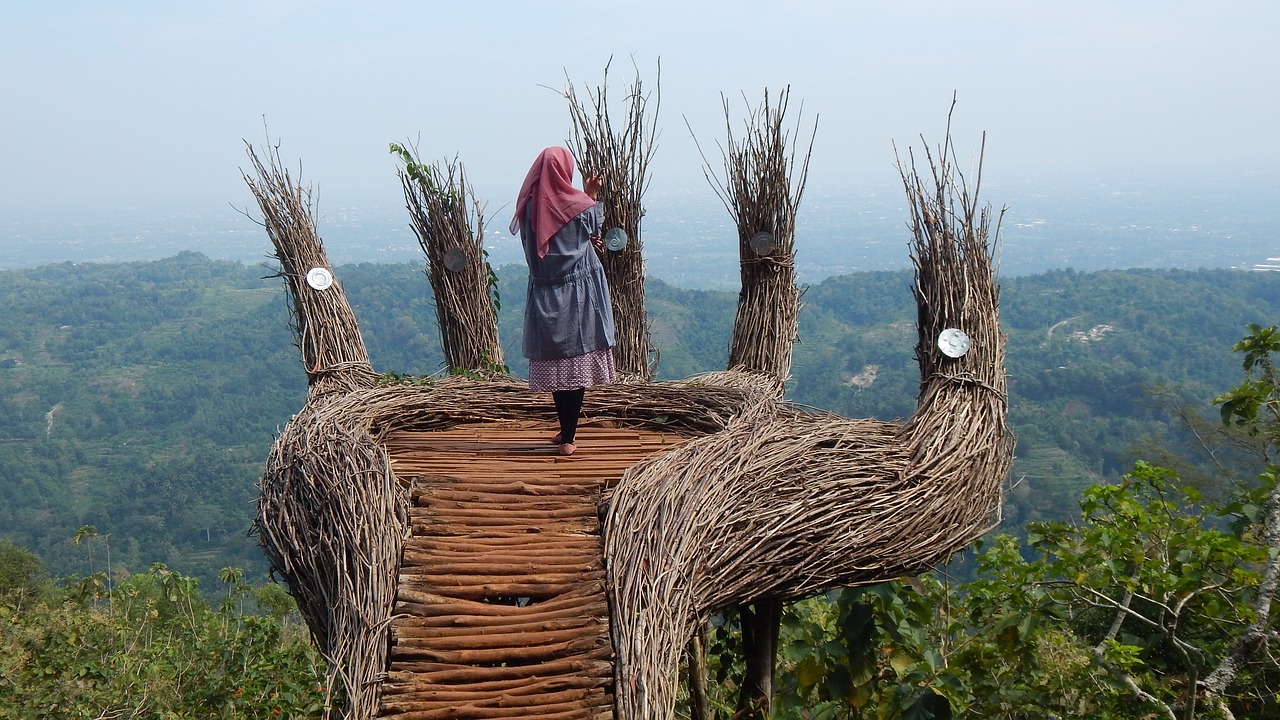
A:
<box><xmin>2</xmin><ymin>1</ymin><xmax>1278</xmax><ymax>277</ymax></box>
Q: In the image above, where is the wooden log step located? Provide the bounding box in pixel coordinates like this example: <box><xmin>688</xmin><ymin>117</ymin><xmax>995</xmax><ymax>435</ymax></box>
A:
<box><xmin>400</xmin><ymin>567</ymin><xmax>603</xmax><ymax>586</ymax></box>
<box><xmin>391</xmin><ymin>602</ymin><xmax>608</xmax><ymax>628</ymax></box>
<box><xmin>407</xmin><ymin>477</ymin><xmax>608</xmax><ymax>494</ymax></box>
<box><xmin>384</xmin><ymin>657</ymin><xmax>614</xmax><ymax>685</ymax></box>
<box><xmin>409</xmin><ymin>512</ymin><xmax>598</xmax><ymax>529</ymax></box>
<box><xmin>411</xmin><ymin>481</ymin><xmax>602</xmax><ymax>498</ymax></box>
<box><xmin>379</xmin><ymin>696</ymin><xmax>610</xmax><ymax>720</ymax></box>
<box><xmin>400</xmin><ymin>569</ymin><xmax>604</xmax><ymax>588</ymax></box>
<box><xmin>414</xmin><ymin>484</ymin><xmax>596</xmax><ymax>500</ymax></box>
<box><xmin>395</xmin><ymin>584</ymin><xmax>602</xmax><ymax>611</ymax></box>
<box><xmin>402</xmin><ymin>535</ymin><xmax>601</xmax><ymax>553</ymax></box>
<box><xmin>401</xmin><ymin>545</ymin><xmax>599</xmax><ymax>564</ymax></box>
<box><xmin>380</xmin><ymin>673</ymin><xmax>609</xmax><ymax>698</ymax></box>
<box><xmin>410</xmin><ymin>479</ymin><xmax>613</xmax><ymax>495</ymax></box>
<box><xmin>412</xmin><ymin>473</ymin><xmax>611</xmax><ymax>488</ymax></box>
<box><xmin>409</xmin><ymin>503</ymin><xmax>599</xmax><ymax>520</ymax></box>
<box><xmin>408</xmin><ymin>520</ymin><xmax>595</xmax><ymax>535</ymax></box>
<box><xmin>397</xmin><ymin>579</ymin><xmax>604</xmax><ymax>601</ymax></box>
<box><xmin>411</xmin><ymin>484</ymin><xmax>590</xmax><ymax>502</ymax></box>
<box><xmin>391</xmin><ymin>623</ymin><xmax>605</xmax><ymax>650</ymax></box>
<box><xmin>380</xmin><ymin>685</ymin><xmax>607</xmax><ymax>711</ymax></box>
<box><xmin>400</xmin><ymin>557</ymin><xmax>602</xmax><ymax>576</ymax></box>
<box><xmin>388</xmin><ymin>637</ymin><xmax>612</xmax><ymax>665</ymax></box>
<box><xmin>411</xmin><ymin>519</ymin><xmax>599</xmax><ymax>536</ymax></box>
<box><xmin>380</xmin><ymin>686</ymin><xmax>608</xmax><ymax>712</ymax></box>
<box><xmin>392</xmin><ymin>614</ymin><xmax>596</xmax><ymax>636</ymax></box>
<box><xmin>392</xmin><ymin>599</ymin><xmax>608</xmax><ymax>626</ymax></box>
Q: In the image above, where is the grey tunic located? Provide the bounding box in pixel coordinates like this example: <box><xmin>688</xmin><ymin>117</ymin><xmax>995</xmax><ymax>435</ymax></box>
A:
<box><xmin>521</xmin><ymin>202</ymin><xmax>617</xmax><ymax>361</ymax></box>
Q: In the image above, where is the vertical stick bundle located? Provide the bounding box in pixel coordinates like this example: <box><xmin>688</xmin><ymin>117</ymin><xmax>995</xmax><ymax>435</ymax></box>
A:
<box><xmin>564</xmin><ymin>60</ymin><xmax>661</xmax><ymax>380</ymax></box>
<box><xmin>241</xmin><ymin>140</ymin><xmax>375</xmax><ymax>397</ymax></box>
<box><xmin>697</xmin><ymin>87</ymin><xmax>816</xmax><ymax>385</ymax></box>
<box><xmin>394</xmin><ymin>145</ymin><xmax>504</xmax><ymax>374</ymax></box>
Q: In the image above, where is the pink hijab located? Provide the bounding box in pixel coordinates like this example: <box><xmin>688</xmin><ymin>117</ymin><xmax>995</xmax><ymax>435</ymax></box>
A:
<box><xmin>509</xmin><ymin>147</ymin><xmax>597</xmax><ymax>259</ymax></box>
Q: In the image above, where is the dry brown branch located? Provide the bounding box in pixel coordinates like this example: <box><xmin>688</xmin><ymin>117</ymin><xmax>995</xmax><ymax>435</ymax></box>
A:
<box><xmin>562</xmin><ymin>58</ymin><xmax>661</xmax><ymax>380</ymax></box>
<box><xmin>393</xmin><ymin>144</ymin><xmax>504</xmax><ymax>374</ymax></box>
<box><xmin>257</xmin><ymin>414</ymin><xmax>408</xmax><ymax>719</ymax></box>
<box><xmin>687</xmin><ymin>88</ymin><xmax>817</xmax><ymax>716</ymax></box>
<box><xmin>691</xmin><ymin>87</ymin><xmax>816</xmax><ymax>385</ymax></box>
<box><xmin>240</xmin><ymin>139</ymin><xmax>376</xmax><ymax>398</ymax></box>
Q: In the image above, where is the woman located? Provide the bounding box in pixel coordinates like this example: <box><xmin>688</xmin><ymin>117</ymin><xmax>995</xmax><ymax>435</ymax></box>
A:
<box><xmin>510</xmin><ymin>147</ymin><xmax>617</xmax><ymax>456</ymax></box>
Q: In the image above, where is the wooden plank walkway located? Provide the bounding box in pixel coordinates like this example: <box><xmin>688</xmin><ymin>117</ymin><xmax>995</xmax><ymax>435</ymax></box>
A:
<box><xmin>378</xmin><ymin>422</ymin><xmax>683</xmax><ymax>720</ymax></box>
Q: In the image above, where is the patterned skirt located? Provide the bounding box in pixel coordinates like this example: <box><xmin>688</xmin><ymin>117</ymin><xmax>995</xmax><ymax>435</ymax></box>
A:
<box><xmin>528</xmin><ymin>347</ymin><xmax>617</xmax><ymax>393</ymax></box>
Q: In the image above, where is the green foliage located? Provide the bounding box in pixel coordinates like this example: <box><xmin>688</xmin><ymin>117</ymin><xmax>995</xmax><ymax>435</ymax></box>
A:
<box><xmin>754</xmin><ymin>456</ymin><xmax>1275</xmax><ymax>719</ymax></box>
<box><xmin>0</xmin><ymin>564</ymin><xmax>326</xmax><ymax>719</ymax></box>
<box><xmin>389</xmin><ymin>142</ymin><xmax>431</xmax><ymax>188</ymax></box>
<box><xmin>0</xmin><ymin>253</ymin><xmax>303</xmax><ymax>588</ymax></box>
<box><xmin>770</xmin><ymin>547</ymin><xmax>1087</xmax><ymax>720</ymax></box>
<box><xmin>389</xmin><ymin>141</ymin><xmax>459</xmax><ymax>209</ymax></box>
<box><xmin>1029</xmin><ymin>461</ymin><xmax>1266</xmax><ymax>714</ymax></box>
<box><xmin>390</xmin><ymin>142</ymin><xmax>504</xmax><ymax>331</ymax></box>
<box><xmin>1214</xmin><ymin>323</ymin><xmax>1280</xmax><ymax>432</ymax></box>
<box><xmin>0</xmin><ymin>540</ymin><xmax>46</xmax><ymax>598</ymax></box>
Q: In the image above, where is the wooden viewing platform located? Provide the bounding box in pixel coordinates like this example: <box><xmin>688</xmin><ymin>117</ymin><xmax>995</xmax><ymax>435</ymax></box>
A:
<box><xmin>378</xmin><ymin>422</ymin><xmax>686</xmax><ymax>720</ymax></box>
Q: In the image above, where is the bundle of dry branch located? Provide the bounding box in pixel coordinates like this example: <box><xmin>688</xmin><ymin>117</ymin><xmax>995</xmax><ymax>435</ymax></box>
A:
<box><xmin>564</xmin><ymin>60</ymin><xmax>660</xmax><ymax>380</ymax></box>
<box><xmin>241</xmin><ymin>141</ymin><xmax>376</xmax><ymax>398</ymax></box>
<box><xmin>393</xmin><ymin>145</ymin><xmax>504</xmax><ymax>374</ymax></box>
<box><xmin>695</xmin><ymin>87</ymin><xmax>816</xmax><ymax>384</ymax></box>
<box><xmin>257</xmin><ymin>413</ymin><xmax>407</xmax><ymax>719</ymax></box>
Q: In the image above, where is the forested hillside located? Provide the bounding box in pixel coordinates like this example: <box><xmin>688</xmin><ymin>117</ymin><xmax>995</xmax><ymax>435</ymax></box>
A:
<box><xmin>1</xmin><ymin>253</ymin><xmax>1276</xmax><ymax>586</ymax></box>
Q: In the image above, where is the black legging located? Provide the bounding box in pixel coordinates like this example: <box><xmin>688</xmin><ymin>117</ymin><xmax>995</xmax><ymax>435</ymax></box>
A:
<box><xmin>552</xmin><ymin>388</ymin><xmax>585</xmax><ymax>444</ymax></box>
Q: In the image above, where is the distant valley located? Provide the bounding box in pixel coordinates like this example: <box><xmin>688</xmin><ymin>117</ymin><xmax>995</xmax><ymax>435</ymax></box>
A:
<box><xmin>3</xmin><ymin>177</ymin><xmax>1276</xmax><ymax>289</ymax></box>
<box><xmin>0</xmin><ymin>253</ymin><xmax>1277</xmax><ymax>587</ymax></box>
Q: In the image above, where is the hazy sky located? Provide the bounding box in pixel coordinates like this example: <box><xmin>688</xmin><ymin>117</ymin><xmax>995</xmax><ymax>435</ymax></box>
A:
<box><xmin>2</xmin><ymin>0</ymin><xmax>1277</xmax><ymax>219</ymax></box>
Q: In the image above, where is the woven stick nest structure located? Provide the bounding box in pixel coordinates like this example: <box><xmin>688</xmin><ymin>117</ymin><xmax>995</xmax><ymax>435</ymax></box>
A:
<box><xmin>244</xmin><ymin>99</ymin><xmax>1011</xmax><ymax>719</ymax></box>
<box><xmin>241</xmin><ymin>142</ymin><xmax>377</xmax><ymax>398</ymax></box>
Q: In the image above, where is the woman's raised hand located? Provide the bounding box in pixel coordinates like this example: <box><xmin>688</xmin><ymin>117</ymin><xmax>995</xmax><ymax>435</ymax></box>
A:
<box><xmin>584</xmin><ymin>172</ymin><xmax>603</xmax><ymax>201</ymax></box>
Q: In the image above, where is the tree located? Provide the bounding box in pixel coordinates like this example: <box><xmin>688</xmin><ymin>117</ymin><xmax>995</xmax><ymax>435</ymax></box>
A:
<box><xmin>0</xmin><ymin>563</ymin><xmax>328</xmax><ymax>718</ymax></box>
<box><xmin>1198</xmin><ymin>324</ymin><xmax>1280</xmax><ymax>717</ymax></box>
<box><xmin>0</xmin><ymin>540</ymin><xmax>46</xmax><ymax>597</ymax></box>
<box><xmin>1028</xmin><ymin>462</ymin><xmax>1269</xmax><ymax>718</ymax></box>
